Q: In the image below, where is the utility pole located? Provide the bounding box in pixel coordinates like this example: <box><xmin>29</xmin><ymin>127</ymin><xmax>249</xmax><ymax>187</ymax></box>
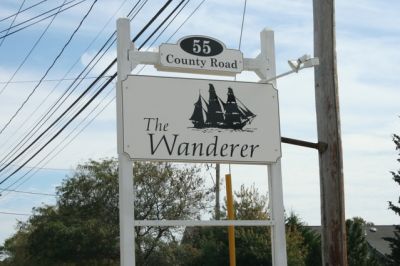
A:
<box><xmin>313</xmin><ymin>1</ymin><xmax>347</xmax><ymax>265</ymax></box>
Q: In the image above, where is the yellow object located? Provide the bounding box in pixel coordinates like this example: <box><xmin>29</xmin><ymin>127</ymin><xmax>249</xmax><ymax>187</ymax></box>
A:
<box><xmin>225</xmin><ymin>174</ymin><xmax>236</xmax><ymax>266</ymax></box>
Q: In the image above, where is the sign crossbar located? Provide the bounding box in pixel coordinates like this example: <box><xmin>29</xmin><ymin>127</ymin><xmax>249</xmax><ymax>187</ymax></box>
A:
<box><xmin>134</xmin><ymin>219</ymin><xmax>275</xmax><ymax>227</ymax></box>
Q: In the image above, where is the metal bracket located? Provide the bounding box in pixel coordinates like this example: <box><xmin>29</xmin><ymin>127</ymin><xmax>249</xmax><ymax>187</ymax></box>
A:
<box><xmin>281</xmin><ymin>137</ymin><xmax>328</xmax><ymax>153</ymax></box>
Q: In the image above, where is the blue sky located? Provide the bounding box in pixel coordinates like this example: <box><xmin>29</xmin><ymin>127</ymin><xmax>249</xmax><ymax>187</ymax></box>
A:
<box><xmin>0</xmin><ymin>0</ymin><xmax>399</xmax><ymax>245</ymax></box>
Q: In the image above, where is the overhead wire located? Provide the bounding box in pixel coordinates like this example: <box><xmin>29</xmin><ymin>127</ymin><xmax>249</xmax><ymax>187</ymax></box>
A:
<box><xmin>0</xmin><ymin>82</ymin><xmax>115</xmax><ymax>199</ymax></box>
<box><xmin>166</xmin><ymin>0</ymin><xmax>206</xmax><ymax>43</ymax></box>
<box><xmin>229</xmin><ymin>0</ymin><xmax>248</xmax><ymax>175</ymax></box>
<box><xmin>0</xmin><ymin>0</ymin><xmax>49</xmax><ymax>23</ymax></box>
<box><xmin>0</xmin><ymin>188</ymin><xmax>55</xmax><ymax>197</ymax></box>
<box><xmin>0</xmin><ymin>0</ymin><xmax>99</xmax><ymax>136</ymax></box>
<box><xmin>0</xmin><ymin>0</ymin><xmax>89</xmax><ymax>40</ymax></box>
<box><xmin>2</xmin><ymin>8</ymin><xmax>148</xmax><ymax>185</ymax></box>
<box><xmin>0</xmin><ymin>210</ymin><xmax>30</xmax><ymax>216</ymax></box>
<box><xmin>0</xmin><ymin>76</ymin><xmax>113</xmax><ymax>84</ymax></box>
<box><xmin>0</xmin><ymin>0</ymin><xmax>171</xmax><ymax>184</ymax></box>
<box><xmin>238</xmin><ymin>0</ymin><xmax>247</xmax><ymax>51</ymax></box>
<box><xmin>0</xmin><ymin>0</ymin><xmax>135</xmax><ymax>161</ymax></box>
<box><xmin>136</xmin><ymin>0</ymin><xmax>192</xmax><ymax>74</ymax></box>
<box><xmin>0</xmin><ymin>0</ymin><xmax>67</xmax><ymax>97</ymax></box>
<box><xmin>0</xmin><ymin>0</ymin><xmax>144</xmax><ymax>167</ymax></box>
<box><xmin>0</xmin><ymin>0</ymin><xmax>26</xmax><ymax>47</ymax></box>
<box><xmin>0</xmin><ymin>0</ymin><xmax>174</xmax><ymax>185</ymax></box>
<box><xmin>0</xmin><ymin>0</ymin><xmax>195</xmax><ymax>195</ymax></box>
<box><xmin>138</xmin><ymin>0</ymin><xmax>185</xmax><ymax>50</ymax></box>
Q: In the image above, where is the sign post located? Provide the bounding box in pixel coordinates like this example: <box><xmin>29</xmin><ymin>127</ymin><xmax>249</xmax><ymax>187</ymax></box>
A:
<box><xmin>116</xmin><ymin>17</ymin><xmax>287</xmax><ymax>266</ymax></box>
<box><xmin>116</xmin><ymin>18</ymin><xmax>135</xmax><ymax>266</ymax></box>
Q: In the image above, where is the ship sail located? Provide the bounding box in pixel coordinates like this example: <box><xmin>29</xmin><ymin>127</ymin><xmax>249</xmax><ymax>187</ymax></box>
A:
<box><xmin>190</xmin><ymin>94</ymin><xmax>205</xmax><ymax>127</ymax></box>
<box><xmin>224</xmin><ymin>88</ymin><xmax>244</xmax><ymax>126</ymax></box>
<box><xmin>189</xmin><ymin>84</ymin><xmax>256</xmax><ymax>130</ymax></box>
<box><xmin>205</xmin><ymin>84</ymin><xmax>224</xmax><ymax>126</ymax></box>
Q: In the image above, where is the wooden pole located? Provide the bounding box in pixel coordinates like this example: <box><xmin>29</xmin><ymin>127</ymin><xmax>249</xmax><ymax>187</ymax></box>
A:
<box><xmin>313</xmin><ymin>1</ymin><xmax>347</xmax><ymax>265</ymax></box>
<box><xmin>225</xmin><ymin>174</ymin><xmax>236</xmax><ymax>266</ymax></box>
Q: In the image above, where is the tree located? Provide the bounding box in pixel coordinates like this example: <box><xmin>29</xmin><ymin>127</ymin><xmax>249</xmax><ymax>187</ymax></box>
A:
<box><xmin>346</xmin><ymin>217</ymin><xmax>382</xmax><ymax>266</ymax></box>
<box><xmin>179</xmin><ymin>185</ymin><xmax>310</xmax><ymax>266</ymax></box>
<box><xmin>385</xmin><ymin>133</ymin><xmax>400</xmax><ymax>264</ymax></box>
<box><xmin>0</xmin><ymin>159</ymin><xmax>210</xmax><ymax>265</ymax></box>
<box><xmin>179</xmin><ymin>185</ymin><xmax>272</xmax><ymax>266</ymax></box>
<box><xmin>285</xmin><ymin>213</ymin><xmax>321</xmax><ymax>266</ymax></box>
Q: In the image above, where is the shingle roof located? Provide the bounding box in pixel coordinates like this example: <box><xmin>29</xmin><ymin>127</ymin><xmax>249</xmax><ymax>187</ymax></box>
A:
<box><xmin>307</xmin><ymin>225</ymin><xmax>397</xmax><ymax>256</ymax></box>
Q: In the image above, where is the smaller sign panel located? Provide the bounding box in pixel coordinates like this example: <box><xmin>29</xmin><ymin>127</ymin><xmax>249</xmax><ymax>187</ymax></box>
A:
<box><xmin>157</xmin><ymin>36</ymin><xmax>243</xmax><ymax>76</ymax></box>
<box><xmin>122</xmin><ymin>76</ymin><xmax>281</xmax><ymax>164</ymax></box>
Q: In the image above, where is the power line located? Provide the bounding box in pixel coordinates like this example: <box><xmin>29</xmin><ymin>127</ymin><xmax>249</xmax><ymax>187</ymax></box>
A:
<box><xmin>137</xmin><ymin>0</ymin><xmax>205</xmax><ymax>74</ymax></box>
<box><xmin>0</xmin><ymin>0</ymin><xmax>26</xmax><ymax>47</ymax></box>
<box><xmin>0</xmin><ymin>0</ymin><xmax>98</xmax><ymax>136</ymax></box>
<box><xmin>0</xmin><ymin>210</ymin><xmax>30</xmax><ymax>216</ymax></box>
<box><xmin>0</xmin><ymin>0</ymin><xmax>67</xmax><ymax>97</ymax></box>
<box><xmin>0</xmin><ymin>188</ymin><xmax>55</xmax><ymax>197</ymax></box>
<box><xmin>238</xmin><ymin>0</ymin><xmax>247</xmax><ymax>51</ymax></box>
<box><xmin>136</xmin><ymin>0</ymin><xmax>191</xmax><ymax>74</ymax></box>
<box><xmin>1</xmin><ymin>0</ymin><xmax>204</xmax><ymax>198</ymax></box>
<box><xmin>0</xmin><ymin>0</ymin><xmax>49</xmax><ymax>23</ymax></box>
<box><xmin>0</xmin><ymin>1</ymin><xmax>184</xmax><ymax>192</ymax></box>
<box><xmin>0</xmin><ymin>75</ymin><xmax>113</xmax><ymax>85</ymax></box>
<box><xmin>0</xmin><ymin>0</ymin><xmax>144</xmax><ymax>169</ymax></box>
<box><xmin>0</xmin><ymin>164</ymin><xmax>70</xmax><ymax>172</ymax></box>
<box><xmin>0</xmin><ymin>0</ymin><xmax>88</xmax><ymax>40</ymax></box>
<box><xmin>0</xmin><ymin>85</ymin><xmax>115</xmax><ymax>197</ymax></box>
<box><xmin>0</xmin><ymin>0</ymin><xmax>141</xmax><ymax>155</ymax></box>
<box><xmin>138</xmin><ymin>0</ymin><xmax>185</xmax><ymax>50</ymax></box>
<box><xmin>0</xmin><ymin>0</ymin><xmax>174</xmax><ymax>184</ymax></box>
<box><xmin>166</xmin><ymin>0</ymin><xmax>206</xmax><ymax>43</ymax></box>
<box><xmin>0</xmin><ymin>75</ymin><xmax>116</xmax><ymax>185</ymax></box>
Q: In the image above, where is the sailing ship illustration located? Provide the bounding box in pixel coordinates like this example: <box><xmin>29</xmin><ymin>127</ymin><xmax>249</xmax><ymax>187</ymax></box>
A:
<box><xmin>190</xmin><ymin>84</ymin><xmax>256</xmax><ymax>130</ymax></box>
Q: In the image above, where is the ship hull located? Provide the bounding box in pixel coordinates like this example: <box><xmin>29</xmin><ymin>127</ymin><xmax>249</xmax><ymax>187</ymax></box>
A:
<box><xmin>192</xmin><ymin>121</ymin><xmax>247</xmax><ymax>130</ymax></box>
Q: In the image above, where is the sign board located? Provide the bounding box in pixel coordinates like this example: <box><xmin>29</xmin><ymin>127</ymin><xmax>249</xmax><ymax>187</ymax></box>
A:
<box><xmin>157</xmin><ymin>36</ymin><xmax>243</xmax><ymax>76</ymax></box>
<box><xmin>122</xmin><ymin>75</ymin><xmax>281</xmax><ymax>164</ymax></box>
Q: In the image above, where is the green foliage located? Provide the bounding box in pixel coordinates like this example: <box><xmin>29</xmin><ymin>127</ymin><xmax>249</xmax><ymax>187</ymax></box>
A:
<box><xmin>180</xmin><ymin>185</ymin><xmax>272</xmax><ymax>266</ymax></box>
<box><xmin>346</xmin><ymin>217</ymin><xmax>381</xmax><ymax>266</ymax></box>
<box><xmin>346</xmin><ymin>217</ymin><xmax>369</xmax><ymax>266</ymax></box>
<box><xmin>179</xmin><ymin>185</ymin><xmax>312</xmax><ymax>266</ymax></box>
<box><xmin>0</xmin><ymin>159</ymin><xmax>210</xmax><ymax>265</ymax></box>
<box><xmin>286</xmin><ymin>213</ymin><xmax>321</xmax><ymax>266</ymax></box>
<box><xmin>385</xmin><ymin>134</ymin><xmax>400</xmax><ymax>264</ymax></box>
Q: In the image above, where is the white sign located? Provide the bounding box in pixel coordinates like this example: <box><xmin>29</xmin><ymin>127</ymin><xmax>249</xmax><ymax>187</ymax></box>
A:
<box><xmin>157</xmin><ymin>36</ymin><xmax>243</xmax><ymax>76</ymax></box>
<box><xmin>122</xmin><ymin>75</ymin><xmax>281</xmax><ymax>164</ymax></box>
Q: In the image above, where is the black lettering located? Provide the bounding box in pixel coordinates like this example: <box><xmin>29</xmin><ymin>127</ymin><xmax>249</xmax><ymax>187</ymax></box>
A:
<box><xmin>178</xmin><ymin>142</ymin><xmax>189</xmax><ymax>155</ymax></box>
<box><xmin>231</xmin><ymin>60</ymin><xmax>238</xmax><ymax>69</ymax></box>
<box><xmin>240</xmin><ymin>144</ymin><xmax>249</xmax><ymax>157</ymax></box>
<box><xmin>143</xmin><ymin>117</ymin><xmax>155</xmax><ymax>131</ymax></box>
<box><xmin>220</xmin><ymin>143</ymin><xmax>228</xmax><ymax>157</ymax></box>
<box><xmin>192</xmin><ymin>142</ymin><xmax>204</xmax><ymax>156</ymax></box>
<box><xmin>206</xmin><ymin>136</ymin><xmax>218</xmax><ymax>156</ymax></box>
<box><xmin>149</xmin><ymin>134</ymin><xmax>178</xmax><ymax>155</ymax></box>
<box><xmin>210</xmin><ymin>58</ymin><xmax>217</xmax><ymax>67</ymax></box>
<box><xmin>230</xmin><ymin>144</ymin><xmax>240</xmax><ymax>156</ymax></box>
<box><xmin>250</xmin><ymin>145</ymin><xmax>260</xmax><ymax>157</ymax></box>
<box><xmin>166</xmin><ymin>54</ymin><xmax>173</xmax><ymax>63</ymax></box>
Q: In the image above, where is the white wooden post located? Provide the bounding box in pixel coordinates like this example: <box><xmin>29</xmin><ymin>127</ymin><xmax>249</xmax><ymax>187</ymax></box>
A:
<box><xmin>116</xmin><ymin>18</ymin><xmax>135</xmax><ymax>266</ymax></box>
<box><xmin>268</xmin><ymin>160</ymin><xmax>287</xmax><ymax>266</ymax></box>
<box><xmin>260</xmin><ymin>29</ymin><xmax>288</xmax><ymax>266</ymax></box>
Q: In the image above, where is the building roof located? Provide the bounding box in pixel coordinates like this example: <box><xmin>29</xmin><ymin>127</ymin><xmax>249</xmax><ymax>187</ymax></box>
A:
<box><xmin>364</xmin><ymin>225</ymin><xmax>396</xmax><ymax>256</ymax></box>
<box><xmin>308</xmin><ymin>225</ymin><xmax>397</xmax><ymax>256</ymax></box>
